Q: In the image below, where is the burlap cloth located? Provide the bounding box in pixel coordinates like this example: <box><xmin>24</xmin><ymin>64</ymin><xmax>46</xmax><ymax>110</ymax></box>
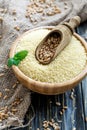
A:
<box><xmin>0</xmin><ymin>0</ymin><xmax>87</xmax><ymax>129</ymax></box>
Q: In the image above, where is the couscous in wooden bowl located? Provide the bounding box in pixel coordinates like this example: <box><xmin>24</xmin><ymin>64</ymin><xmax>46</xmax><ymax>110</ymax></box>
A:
<box><xmin>9</xmin><ymin>26</ymin><xmax>87</xmax><ymax>95</ymax></box>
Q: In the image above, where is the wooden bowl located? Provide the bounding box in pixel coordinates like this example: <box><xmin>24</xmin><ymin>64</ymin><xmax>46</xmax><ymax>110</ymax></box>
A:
<box><xmin>9</xmin><ymin>26</ymin><xmax>87</xmax><ymax>95</ymax></box>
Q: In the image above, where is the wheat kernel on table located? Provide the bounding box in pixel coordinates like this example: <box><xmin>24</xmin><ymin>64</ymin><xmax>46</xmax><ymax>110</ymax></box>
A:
<box><xmin>63</xmin><ymin>106</ymin><xmax>68</xmax><ymax>109</ymax></box>
<box><xmin>3</xmin><ymin>95</ymin><xmax>8</xmax><ymax>100</ymax></box>
<box><xmin>14</xmin><ymin>26</ymin><xmax>20</xmax><ymax>31</ymax></box>
<box><xmin>56</xmin><ymin>102</ymin><xmax>61</xmax><ymax>106</ymax></box>
<box><xmin>0</xmin><ymin>73</ymin><xmax>4</xmax><ymax>77</ymax></box>
<box><xmin>5</xmin><ymin>88</ymin><xmax>10</xmax><ymax>92</ymax></box>
<box><xmin>85</xmin><ymin>117</ymin><xmax>87</xmax><ymax>122</ymax></box>
<box><xmin>0</xmin><ymin>17</ymin><xmax>3</xmax><ymax>22</ymax></box>
<box><xmin>0</xmin><ymin>92</ymin><xmax>2</xmax><ymax>98</ymax></box>
<box><xmin>12</xmin><ymin>83</ymin><xmax>17</xmax><ymax>89</ymax></box>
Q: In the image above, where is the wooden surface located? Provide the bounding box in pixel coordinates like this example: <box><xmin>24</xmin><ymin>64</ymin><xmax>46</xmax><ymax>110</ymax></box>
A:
<box><xmin>23</xmin><ymin>21</ymin><xmax>87</xmax><ymax>130</ymax></box>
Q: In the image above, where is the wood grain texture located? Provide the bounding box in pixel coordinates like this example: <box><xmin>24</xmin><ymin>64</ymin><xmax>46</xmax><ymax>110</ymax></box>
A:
<box><xmin>77</xmin><ymin>21</ymin><xmax>87</xmax><ymax>130</ymax></box>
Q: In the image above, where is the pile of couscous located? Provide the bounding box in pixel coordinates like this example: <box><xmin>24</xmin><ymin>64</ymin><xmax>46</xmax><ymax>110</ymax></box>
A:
<box><xmin>16</xmin><ymin>28</ymin><xmax>87</xmax><ymax>83</ymax></box>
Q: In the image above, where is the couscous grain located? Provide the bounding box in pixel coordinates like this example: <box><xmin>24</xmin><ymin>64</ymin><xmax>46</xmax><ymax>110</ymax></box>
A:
<box><xmin>16</xmin><ymin>28</ymin><xmax>87</xmax><ymax>83</ymax></box>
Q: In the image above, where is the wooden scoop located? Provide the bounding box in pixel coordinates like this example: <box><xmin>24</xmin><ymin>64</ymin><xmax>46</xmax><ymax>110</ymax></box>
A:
<box><xmin>35</xmin><ymin>16</ymin><xmax>81</xmax><ymax>65</ymax></box>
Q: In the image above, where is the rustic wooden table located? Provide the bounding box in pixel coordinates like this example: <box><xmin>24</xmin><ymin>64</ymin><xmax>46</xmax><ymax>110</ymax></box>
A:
<box><xmin>22</xmin><ymin>21</ymin><xmax>87</xmax><ymax>130</ymax></box>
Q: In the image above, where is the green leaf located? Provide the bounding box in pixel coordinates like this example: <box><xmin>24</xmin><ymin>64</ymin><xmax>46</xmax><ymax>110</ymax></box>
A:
<box><xmin>7</xmin><ymin>50</ymin><xmax>28</xmax><ymax>67</ymax></box>
<box><xmin>14</xmin><ymin>50</ymin><xmax>28</xmax><ymax>61</ymax></box>
<box><xmin>7</xmin><ymin>58</ymin><xmax>15</xmax><ymax>67</ymax></box>
<box><xmin>13</xmin><ymin>59</ymin><xmax>20</xmax><ymax>66</ymax></box>
<box><xmin>7</xmin><ymin>58</ymin><xmax>20</xmax><ymax>67</ymax></box>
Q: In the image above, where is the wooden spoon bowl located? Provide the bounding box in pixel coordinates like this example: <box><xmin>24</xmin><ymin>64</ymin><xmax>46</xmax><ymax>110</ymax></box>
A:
<box><xmin>35</xmin><ymin>16</ymin><xmax>81</xmax><ymax>65</ymax></box>
<box><xmin>9</xmin><ymin>26</ymin><xmax>87</xmax><ymax>95</ymax></box>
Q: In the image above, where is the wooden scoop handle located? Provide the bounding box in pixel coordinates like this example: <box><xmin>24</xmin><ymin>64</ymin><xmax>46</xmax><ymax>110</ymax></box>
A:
<box><xmin>63</xmin><ymin>16</ymin><xmax>81</xmax><ymax>33</ymax></box>
<box><xmin>35</xmin><ymin>16</ymin><xmax>81</xmax><ymax>65</ymax></box>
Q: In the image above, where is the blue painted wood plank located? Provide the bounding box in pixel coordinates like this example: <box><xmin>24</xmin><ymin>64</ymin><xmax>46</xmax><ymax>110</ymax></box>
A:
<box><xmin>81</xmin><ymin>77</ymin><xmax>87</xmax><ymax>129</ymax></box>
<box><xmin>77</xmin><ymin>21</ymin><xmax>87</xmax><ymax>130</ymax></box>
<box><xmin>26</xmin><ymin>86</ymin><xmax>85</xmax><ymax>130</ymax></box>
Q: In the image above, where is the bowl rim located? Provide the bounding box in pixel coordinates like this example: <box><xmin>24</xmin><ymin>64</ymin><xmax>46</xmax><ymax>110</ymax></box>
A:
<box><xmin>9</xmin><ymin>26</ymin><xmax>87</xmax><ymax>93</ymax></box>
